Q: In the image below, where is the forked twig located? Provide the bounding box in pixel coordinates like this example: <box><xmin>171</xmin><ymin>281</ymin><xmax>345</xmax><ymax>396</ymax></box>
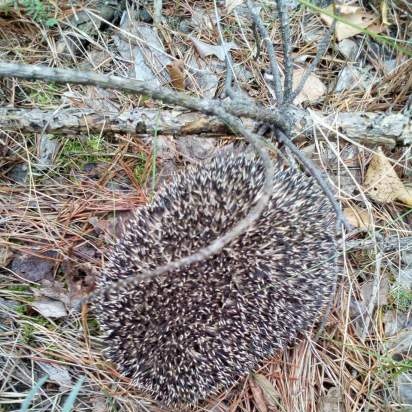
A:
<box><xmin>0</xmin><ymin>62</ymin><xmax>289</xmax><ymax>132</ymax></box>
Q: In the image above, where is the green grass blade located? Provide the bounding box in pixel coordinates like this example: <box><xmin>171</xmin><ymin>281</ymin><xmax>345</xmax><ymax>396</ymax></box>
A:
<box><xmin>19</xmin><ymin>374</ymin><xmax>49</xmax><ymax>412</ymax></box>
<box><xmin>61</xmin><ymin>376</ymin><xmax>85</xmax><ymax>412</ymax></box>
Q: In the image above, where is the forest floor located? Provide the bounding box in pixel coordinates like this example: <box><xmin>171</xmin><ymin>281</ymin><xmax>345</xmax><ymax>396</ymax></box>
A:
<box><xmin>0</xmin><ymin>1</ymin><xmax>411</xmax><ymax>411</ymax></box>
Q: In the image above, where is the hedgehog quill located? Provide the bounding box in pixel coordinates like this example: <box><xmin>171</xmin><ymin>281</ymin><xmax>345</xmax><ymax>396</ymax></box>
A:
<box><xmin>94</xmin><ymin>152</ymin><xmax>338</xmax><ymax>406</ymax></box>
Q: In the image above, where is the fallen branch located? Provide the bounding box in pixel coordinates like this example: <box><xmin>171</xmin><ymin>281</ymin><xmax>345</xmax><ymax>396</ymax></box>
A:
<box><xmin>0</xmin><ymin>62</ymin><xmax>289</xmax><ymax>133</ymax></box>
<box><xmin>0</xmin><ymin>107</ymin><xmax>232</xmax><ymax>137</ymax></box>
<box><xmin>1</xmin><ymin>106</ymin><xmax>408</xmax><ymax>146</ymax></box>
<box><xmin>345</xmin><ymin>235</ymin><xmax>412</xmax><ymax>252</ymax></box>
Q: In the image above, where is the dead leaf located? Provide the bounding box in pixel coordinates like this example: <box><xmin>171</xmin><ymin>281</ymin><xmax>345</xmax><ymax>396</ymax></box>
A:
<box><xmin>37</xmin><ymin>362</ymin><xmax>72</xmax><ymax>388</ymax></box>
<box><xmin>321</xmin><ymin>5</ymin><xmax>378</xmax><ymax>41</ymax></box>
<box><xmin>253</xmin><ymin>373</ymin><xmax>281</xmax><ymax>408</ymax></box>
<box><xmin>0</xmin><ymin>246</ymin><xmax>13</xmax><ymax>267</ymax></box>
<box><xmin>381</xmin><ymin>0</ymin><xmax>389</xmax><ymax>25</ymax></box>
<box><xmin>343</xmin><ymin>206</ymin><xmax>373</xmax><ymax>230</ymax></box>
<box><xmin>364</xmin><ymin>148</ymin><xmax>412</xmax><ymax>206</ymax></box>
<box><xmin>113</xmin><ymin>19</ymin><xmax>171</xmax><ymax>86</ymax></box>
<box><xmin>167</xmin><ymin>61</ymin><xmax>185</xmax><ymax>91</ymax></box>
<box><xmin>292</xmin><ymin>68</ymin><xmax>326</xmax><ymax>104</ymax></box>
<box><xmin>319</xmin><ymin>386</ymin><xmax>343</xmax><ymax>412</ymax></box>
<box><xmin>190</xmin><ymin>37</ymin><xmax>239</xmax><ymax>61</ymax></box>
<box><xmin>250</xmin><ymin>376</ymin><xmax>268</xmax><ymax>412</ymax></box>
<box><xmin>31</xmin><ymin>298</ymin><xmax>67</xmax><ymax>318</ymax></box>
<box><xmin>361</xmin><ymin>276</ymin><xmax>390</xmax><ymax>307</ymax></box>
<box><xmin>367</xmin><ymin>22</ymin><xmax>386</xmax><ymax>34</ymax></box>
<box><xmin>11</xmin><ymin>251</ymin><xmax>55</xmax><ymax>282</ymax></box>
<box><xmin>176</xmin><ymin>136</ymin><xmax>217</xmax><ymax>162</ymax></box>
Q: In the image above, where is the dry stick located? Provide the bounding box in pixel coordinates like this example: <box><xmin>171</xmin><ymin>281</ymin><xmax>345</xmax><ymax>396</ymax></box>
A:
<box><xmin>345</xmin><ymin>235</ymin><xmax>412</xmax><ymax>252</ymax></box>
<box><xmin>224</xmin><ymin>54</ymin><xmax>235</xmax><ymax>97</ymax></box>
<box><xmin>247</xmin><ymin>0</ymin><xmax>283</xmax><ymax>104</ymax></box>
<box><xmin>360</xmin><ymin>251</ymin><xmax>383</xmax><ymax>342</ymax></box>
<box><xmin>276</xmin><ymin>0</ymin><xmax>293</xmax><ymax>101</ymax></box>
<box><xmin>153</xmin><ymin>0</ymin><xmax>163</xmax><ymax>26</ymax></box>
<box><xmin>214</xmin><ymin>2</ymin><xmax>237</xmax><ymax>99</ymax></box>
<box><xmin>288</xmin><ymin>21</ymin><xmax>336</xmax><ymax>104</ymax></box>
<box><xmin>0</xmin><ymin>62</ymin><xmax>289</xmax><ymax>133</ymax></box>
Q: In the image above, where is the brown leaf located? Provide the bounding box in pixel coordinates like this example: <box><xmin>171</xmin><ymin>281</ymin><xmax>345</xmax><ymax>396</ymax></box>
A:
<box><xmin>11</xmin><ymin>251</ymin><xmax>56</xmax><ymax>282</ymax></box>
<box><xmin>190</xmin><ymin>37</ymin><xmax>239</xmax><ymax>61</ymax></box>
<box><xmin>364</xmin><ymin>148</ymin><xmax>412</xmax><ymax>206</ymax></box>
<box><xmin>253</xmin><ymin>373</ymin><xmax>281</xmax><ymax>408</ymax></box>
<box><xmin>292</xmin><ymin>68</ymin><xmax>326</xmax><ymax>104</ymax></box>
<box><xmin>167</xmin><ymin>61</ymin><xmax>185</xmax><ymax>91</ymax></box>
<box><xmin>321</xmin><ymin>5</ymin><xmax>378</xmax><ymax>41</ymax></box>
<box><xmin>343</xmin><ymin>206</ymin><xmax>373</xmax><ymax>230</ymax></box>
<box><xmin>250</xmin><ymin>376</ymin><xmax>268</xmax><ymax>412</ymax></box>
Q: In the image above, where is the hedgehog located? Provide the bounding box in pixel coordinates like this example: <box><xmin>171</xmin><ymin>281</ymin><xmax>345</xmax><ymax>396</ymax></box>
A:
<box><xmin>94</xmin><ymin>151</ymin><xmax>338</xmax><ymax>407</ymax></box>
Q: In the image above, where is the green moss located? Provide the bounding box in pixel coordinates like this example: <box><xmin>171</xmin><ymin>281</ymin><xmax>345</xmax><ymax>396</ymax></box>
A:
<box><xmin>58</xmin><ymin>136</ymin><xmax>108</xmax><ymax>171</ymax></box>
<box><xmin>87</xmin><ymin>317</ymin><xmax>100</xmax><ymax>335</ymax></box>
<box><xmin>13</xmin><ymin>0</ymin><xmax>58</xmax><ymax>27</ymax></box>
<box><xmin>20</xmin><ymin>314</ymin><xmax>55</xmax><ymax>344</ymax></box>
<box><xmin>390</xmin><ymin>286</ymin><xmax>412</xmax><ymax>312</ymax></box>
<box><xmin>29</xmin><ymin>82</ymin><xmax>61</xmax><ymax>106</ymax></box>
<box><xmin>6</xmin><ymin>284</ymin><xmax>31</xmax><ymax>293</ymax></box>
<box><xmin>133</xmin><ymin>152</ymin><xmax>148</xmax><ymax>184</ymax></box>
<box><xmin>378</xmin><ymin>355</ymin><xmax>412</xmax><ymax>379</ymax></box>
<box><xmin>15</xmin><ymin>304</ymin><xmax>29</xmax><ymax>315</ymax></box>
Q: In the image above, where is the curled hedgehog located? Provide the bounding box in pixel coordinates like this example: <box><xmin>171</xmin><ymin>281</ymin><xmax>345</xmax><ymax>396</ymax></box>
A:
<box><xmin>94</xmin><ymin>151</ymin><xmax>338</xmax><ymax>406</ymax></box>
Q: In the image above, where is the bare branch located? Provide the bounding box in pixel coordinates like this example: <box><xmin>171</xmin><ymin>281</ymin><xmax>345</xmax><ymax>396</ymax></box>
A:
<box><xmin>345</xmin><ymin>235</ymin><xmax>412</xmax><ymax>252</ymax></box>
<box><xmin>0</xmin><ymin>62</ymin><xmax>289</xmax><ymax>133</ymax></box>
<box><xmin>0</xmin><ymin>107</ymin><xmax>231</xmax><ymax>136</ymax></box>
<box><xmin>0</xmin><ymin>107</ymin><xmax>406</xmax><ymax>146</ymax></box>
<box><xmin>153</xmin><ymin>0</ymin><xmax>163</xmax><ymax>26</ymax></box>
<box><xmin>276</xmin><ymin>0</ymin><xmax>293</xmax><ymax>101</ymax></box>
<box><xmin>247</xmin><ymin>0</ymin><xmax>283</xmax><ymax>104</ymax></box>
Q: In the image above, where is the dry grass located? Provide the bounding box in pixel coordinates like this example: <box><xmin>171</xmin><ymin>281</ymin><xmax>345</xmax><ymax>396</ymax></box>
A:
<box><xmin>0</xmin><ymin>1</ymin><xmax>411</xmax><ymax>411</ymax></box>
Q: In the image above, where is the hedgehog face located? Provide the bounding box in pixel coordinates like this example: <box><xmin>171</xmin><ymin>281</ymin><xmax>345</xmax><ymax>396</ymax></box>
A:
<box><xmin>94</xmin><ymin>152</ymin><xmax>337</xmax><ymax>406</ymax></box>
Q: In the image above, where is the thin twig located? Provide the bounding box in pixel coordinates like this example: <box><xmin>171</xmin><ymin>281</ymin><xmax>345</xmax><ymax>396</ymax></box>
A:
<box><xmin>246</xmin><ymin>0</ymin><xmax>283</xmax><ymax>103</ymax></box>
<box><xmin>213</xmin><ymin>0</ymin><xmax>237</xmax><ymax>98</ymax></box>
<box><xmin>288</xmin><ymin>21</ymin><xmax>336</xmax><ymax>104</ymax></box>
<box><xmin>224</xmin><ymin>54</ymin><xmax>235</xmax><ymax>97</ymax></box>
<box><xmin>359</xmin><ymin>251</ymin><xmax>383</xmax><ymax>342</ymax></box>
<box><xmin>0</xmin><ymin>62</ymin><xmax>289</xmax><ymax>133</ymax></box>
<box><xmin>276</xmin><ymin>0</ymin><xmax>293</xmax><ymax>101</ymax></box>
